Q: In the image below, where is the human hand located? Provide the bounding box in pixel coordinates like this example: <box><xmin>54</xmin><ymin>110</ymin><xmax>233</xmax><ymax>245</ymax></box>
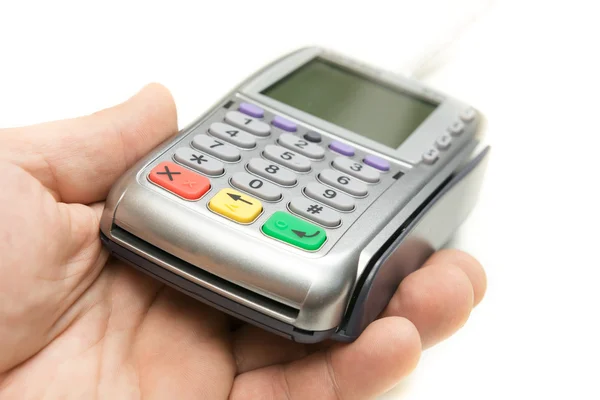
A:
<box><xmin>0</xmin><ymin>84</ymin><xmax>486</xmax><ymax>399</ymax></box>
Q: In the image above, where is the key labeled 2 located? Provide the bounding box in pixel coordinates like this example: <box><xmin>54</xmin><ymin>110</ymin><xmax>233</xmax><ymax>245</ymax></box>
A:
<box><xmin>278</xmin><ymin>133</ymin><xmax>325</xmax><ymax>159</ymax></box>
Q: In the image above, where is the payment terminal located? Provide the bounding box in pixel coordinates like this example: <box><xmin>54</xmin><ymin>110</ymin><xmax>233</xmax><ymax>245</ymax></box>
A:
<box><xmin>100</xmin><ymin>47</ymin><xmax>489</xmax><ymax>343</ymax></box>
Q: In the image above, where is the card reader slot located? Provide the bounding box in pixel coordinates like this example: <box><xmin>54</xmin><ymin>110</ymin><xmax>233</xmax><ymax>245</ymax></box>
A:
<box><xmin>109</xmin><ymin>225</ymin><xmax>300</xmax><ymax>321</ymax></box>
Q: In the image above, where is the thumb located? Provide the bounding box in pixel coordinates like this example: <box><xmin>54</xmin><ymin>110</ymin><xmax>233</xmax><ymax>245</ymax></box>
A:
<box><xmin>0</xmin><ymin>83</ymin><xmax>178</xmax><ymax>204</ymax></box>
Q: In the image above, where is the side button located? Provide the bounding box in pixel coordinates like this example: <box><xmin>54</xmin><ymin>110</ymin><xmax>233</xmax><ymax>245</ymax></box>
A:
<box><xmin>435</xmin><ymin>133</ymin><xmax>452</xmax><ymax>150</ymax></box>
<box><xmin>422</xmin><ymin>148</ymin><xmax>440</xmax><ymax>165</ymax></box>
<box><xmin>448</xmin><ymin>120</ymin><xmax>465</xmax><ymax>136</ymax></box>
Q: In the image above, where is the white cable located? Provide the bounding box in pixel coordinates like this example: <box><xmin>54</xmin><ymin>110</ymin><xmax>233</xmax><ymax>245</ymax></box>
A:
<box><xmin>399</xmin><ymin>0</ymin><xmax>497</xmax><ymax>80</ymax></box>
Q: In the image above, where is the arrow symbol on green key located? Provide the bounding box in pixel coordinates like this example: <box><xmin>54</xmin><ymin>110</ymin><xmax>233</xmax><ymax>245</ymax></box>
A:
<box><xmin>291</xmin><ymin>229</ymin><xmax>320</xmax><ymax>238</ymax></box>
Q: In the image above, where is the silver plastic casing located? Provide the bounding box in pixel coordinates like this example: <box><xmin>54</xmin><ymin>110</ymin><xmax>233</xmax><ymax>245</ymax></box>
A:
<box><xmin>100</xmin><ymin>47</ymin><xmax>487</xmax><ymax>341</ymax></box>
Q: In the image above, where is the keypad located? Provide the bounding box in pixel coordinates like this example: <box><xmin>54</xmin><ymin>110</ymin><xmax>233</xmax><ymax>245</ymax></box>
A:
<box><xmin>289</xmin><ymin>196</ymin><xmax>341</xmax><ymax>228</ymax></box>
<box><xmin>247</xmin><ymin>158</ymin><xmax>297</xmax><ymax>186</ymax></box>
<box><xmin>332</xmin><ymin>157</ymin><xmax>380</xmax><ymax>183</ymax></box>
<box><xmin>148</xmin><ymin>100</ymin><xmax>401</xmax><ymax>252</ymax></box>
<box><xmin>225</xmin><ymin>111</ymin><xmax>271</xmax><ymax>137</ymax></box>
<box><xmin>192</xmin><ymin>134</ymin><xmax>241</xmax><ymax>162</ymax></box>
<box><xmin>318</xmin><ymin>169</ymin><xmax>368</xmax><ymax>197</ymax></box>
<box><xmin>304</xmin><ymin>182</ymin><xmax>355</xmax><ymax>212</ymax></box>
<box><xmin>209</xmin><ymin>122</ymin><xmax>256</xmax><ymax>149</ymax></box>
<box><xmin>263</xmin><ymin>144</ymin><xmax>311</xmax><ymax>172</ymax></box>
<box><xmin>231</xmin><ymin>172</ymin><xmax>282</xmax><ymax>202</ymax></box>
<box><xmin>278</xmin><ymin>133</ymin><xmax>325</xmax><ymax>159</ymax></box>
<box><xmin>174</xmin><ymin>147</ymin><xmax>224</xmax><ymax>176</ymax></box>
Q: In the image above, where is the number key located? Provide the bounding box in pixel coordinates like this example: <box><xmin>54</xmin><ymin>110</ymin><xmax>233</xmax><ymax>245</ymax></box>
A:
<box><xmin>263</xmin><ymin>145</ymin><xmax>311</xmax><ymax>172</ymax></box>
<box><xmin>332</xmin><ymin>157</ymin><xmax>380</xmax><ymax>183</ymax></box>
<box><xmin>278</xmin><ymin>133</ymin><xmax>325</xmax><ymax>159</ymax></box>
<box><xmin>318</xmin><ymin>169</ymin><xmax>368</xmax><ymax>197</ymax></box>
<box><xmin>304</xmin><ymin>182</ymin><xmax>355</xmax><ymax>211</ymax></box>
<box><xmin>192</xmin><ymin>134</ymin><xmax>241</xmax><ymax>162</ymax></box>
<box><xmin>225</xmin><ymin>111</ymin><xmax>270</xmax><ymax>137</ymax></box>
<box><xmin>247</xmin><ymin>158</ymin><xmax>297</xmax><ymax>186</ymax></box>
<box><xmin>209</xmin><ymin>122</ymin><xmax>256</xmax><ymax>149</ymax></box>
<box><xmin>230</xmin><ymin>172</ymin><xmax>282</xmax><ymax>201</ymax></box>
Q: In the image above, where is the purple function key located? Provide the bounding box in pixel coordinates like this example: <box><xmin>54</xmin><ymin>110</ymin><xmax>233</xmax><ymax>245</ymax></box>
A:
<box><xmin>272</xmin><ymin>116</ymin><xmax>297</xmax><ymax>132</ymax></box>
<box><xmin>329</xmin><ymin>141</ymin><xmax>355</xmax><ymax>157</ymax></box>
<box><xmin>238</xmin><ymin>102</ymin><xmax>264</xmax><ymax>118</ymax></box>
<box><xmin>363</xmin><ymin>155</ymin><xmax>390</xmax><ymax>171</ymax></box>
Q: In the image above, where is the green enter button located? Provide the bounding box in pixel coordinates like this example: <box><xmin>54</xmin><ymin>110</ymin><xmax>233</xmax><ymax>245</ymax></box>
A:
<box><xmin>262</xmin><ymin>211</ymin><xmax>327</xmax><ymax>251</ymax></box>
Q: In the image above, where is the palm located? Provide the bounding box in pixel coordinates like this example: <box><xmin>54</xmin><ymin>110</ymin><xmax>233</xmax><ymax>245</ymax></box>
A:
<box><xmin>0</xmin><ymin>84</ymin><xmax>486</xmax><ymax>400</ymax></box>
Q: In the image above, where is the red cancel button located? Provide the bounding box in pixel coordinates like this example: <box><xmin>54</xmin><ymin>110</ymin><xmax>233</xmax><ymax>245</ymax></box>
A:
<box><xmin>149</xmin><ymin>161</ymin><xmax>210</xmax><ymax>200</ymax></box>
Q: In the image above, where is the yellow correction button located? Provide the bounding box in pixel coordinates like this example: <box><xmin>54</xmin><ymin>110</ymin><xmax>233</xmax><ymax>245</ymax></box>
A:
<box><xmin>208</xmin><ymin>188</ymin><xmax>263</xmax><ymax>223</ymax></box>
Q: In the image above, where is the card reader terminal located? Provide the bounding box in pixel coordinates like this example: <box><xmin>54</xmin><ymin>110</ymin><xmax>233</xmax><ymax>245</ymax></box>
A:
<box><xmin>100</xmin><ymin>47</ymin><xmax>490</xmax><ymax>343</ymax></box>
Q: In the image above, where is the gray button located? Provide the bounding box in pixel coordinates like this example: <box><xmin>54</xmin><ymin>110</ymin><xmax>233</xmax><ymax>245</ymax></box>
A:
<box><xmin>289</xmin><ymin>196</ymin><xmax>341</xmax><ymax>227</ymax></box>
<box><xmin>247</xmin><ymin>157</ymin><xmax>297</xmax><ymax>186</ymax></box>
<box><xmin>318</xmin><ymin>169</ymin><xmax>368</xmax><ymax>197</ymax></box>
<box><xmin>263</xmin><ymin>145</ymin><xmax>311</xmax><ymax>172</ymax></box>
<box><xmin>435</xmin><ymin>133</ymin><xmax>452</xmax><ymax>150</ymax></box>
<box><xmin>448</xmin><ymin>120</ymin><xmax>465</xmax><ymax>136</ymax></box>
<box><xmin>304</xmin><ymin>182</ymin><xmax>355</xmax><ymax>211</ymax></box>
<box><xmin>225</xmin><ymin>111</ymin><xmax>270</xmax><ymax>137</ymax></box>
<box><xmin>332</xmin><ymin>157</ymin><xmax>380</xmax><ymax>183</ymax></box>
<box><xmin>174</xmin><ymin>147</ymin><xmax>224</xmax><ymax>176</ymax></box>
<box><xmin>278</xmin><ymin>133</ymin><xmax>325</xmax><ymax>159</ymax></box>
<box><xmin>460</xmin><ymin>107</ymin><xmax>476</xmax><ymax>122</ymax></box>
<box><xmin>231</xmin><ymin>172</ymin><xmax>281</xmax><ymax>201</ymax></box>
<box><xmin>192</xmin><ymin>134</ymin><xmax>240</xmax><ymax>162</ymax></box>
<box><xmin>304</xmin><ymin>131</ymin><xmax>322</xmax><ymax>143</ymax></box>
<box><xmin>422</xmin><ymin>148</ymin><xmax>439</xmax><ymax>165</ymax></box>
<box><xmin>209</xmin><ymin>122</ymin><xmax>256</xmax><ymax>149</ymax></box>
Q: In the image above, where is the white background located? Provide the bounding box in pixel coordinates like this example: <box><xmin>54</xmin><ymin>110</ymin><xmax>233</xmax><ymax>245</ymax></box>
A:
<box><xmin>1</xmin><ymin>0</ymin><xmax>599</xmax><ymax>398</ymax></box>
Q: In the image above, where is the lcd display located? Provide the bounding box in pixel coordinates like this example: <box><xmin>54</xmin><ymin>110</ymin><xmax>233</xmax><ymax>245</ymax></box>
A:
<box><xmin>262</xmin><ymin>59</ymin><xmax>437</xmax><ymax>148</ymax></box>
